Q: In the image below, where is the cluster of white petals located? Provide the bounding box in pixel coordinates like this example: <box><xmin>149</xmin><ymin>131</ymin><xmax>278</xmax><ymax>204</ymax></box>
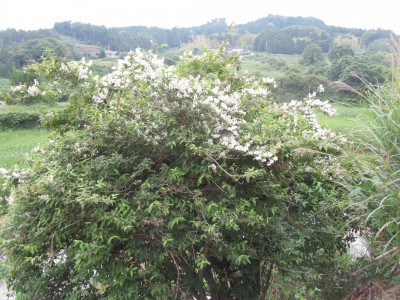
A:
<box><xmin>0</xmin><ymin>167</ymin><xmax>27</xmax><ymax>203</ymax></box>
<box><xmin>27</xmin><ymin>79</ymin><xmax>41</xmax><ymax>96</ymax></box>
<box><xmin>281</xmin><ymin>86</ymin><xmax>338</xmax><ymax>141</ymax></box>
<box><xmin>75</xmin><ymin>50</ymin><xmax>339</xmax><ymax>165</ymax></box>
<box><xmin>5</xmin><ymin>49</ymin><xmax>341</xmax><ymax>169</ymax></box>
<box><xmin>10</xmin><ymin>79</ymin><xmax>44</xmax><ymax>98</ymax></box>
<box><xmin>11</xmin><ymin>84</ymin><xmax>26</xmax><ymax>93</ymax></box>
<box><xmin>66</xmin><ymin>57</ymin><xmax>93</xmax><ymax>80</ymax></box>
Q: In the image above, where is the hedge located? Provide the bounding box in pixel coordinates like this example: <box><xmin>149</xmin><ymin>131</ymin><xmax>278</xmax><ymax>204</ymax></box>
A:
<box><xmin>0</xmin><ymin>112</ymin><xmax>41</xmax><ymax>130</ymax></box>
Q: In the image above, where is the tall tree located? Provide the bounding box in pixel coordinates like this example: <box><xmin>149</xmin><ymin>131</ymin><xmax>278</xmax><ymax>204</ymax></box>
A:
<box><xmin>300</xmin><ymin>44</ymin><xmax>324</xmax><ymax>65</ymax></box>
<box><xmin>328</xmin><ymin>46</ymin><xmax>355</xmax><ymax>62</ymax></box>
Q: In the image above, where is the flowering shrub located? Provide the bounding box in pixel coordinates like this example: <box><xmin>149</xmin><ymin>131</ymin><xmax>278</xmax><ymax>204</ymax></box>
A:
<box><xmin>0</xmin><ymin>167</ymin><xmax>26</xmax><ymax>215</ymax></box>
<box><xmin>1</xmin><ymin>46</ymin><xmax>352</xmax><ymax>299</ymax></box>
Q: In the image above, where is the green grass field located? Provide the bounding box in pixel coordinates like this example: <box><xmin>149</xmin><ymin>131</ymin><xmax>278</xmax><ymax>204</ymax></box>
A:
<box><xmin>0</xmin><ymin>103</ymin><xmax>66</xmax><ymax>115</ymax></box>
<box><xmin>316</xmin><ymin>103</ymin><xmax>368</xmax><ymax>133</ymax></box>
<box><xmin>0</xmin><ymin>129</ymin><xmax>49</xmax><ymax>169</ymax></box>
<box><xmin>240</xmin><ymin>53</ymin><xmax>302</xmax><ymax>79</ymax></box>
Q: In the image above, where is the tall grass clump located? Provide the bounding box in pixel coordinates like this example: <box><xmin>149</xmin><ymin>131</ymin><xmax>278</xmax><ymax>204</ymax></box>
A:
<box><xmin>347</xmin><ymin>38</ymin><xmax>400</xmax><ymax>287</ymax></box>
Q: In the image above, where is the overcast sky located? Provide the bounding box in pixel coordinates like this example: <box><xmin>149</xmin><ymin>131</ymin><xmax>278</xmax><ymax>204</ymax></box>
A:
<box><xmin>2</xmin><ymin>0</ymin><xmax>399</xmax><ymax>33</ymax></box>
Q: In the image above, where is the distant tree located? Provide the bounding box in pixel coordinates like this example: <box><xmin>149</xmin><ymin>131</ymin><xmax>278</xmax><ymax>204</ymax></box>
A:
<box><xmin>329</xmin><ymin>55</ymin><xmax>388</xmax><ymax>96</ymax></box>
<box><xmin>300</xmin><ymin>44</ymin><xmax>324</xmax><ymax>65</ymax></box>
<box><xmin>328</xmin><ymin>46</ymin><xmax>355</xmax><ymax>62</ymax></box>
<box><xmin>267</xmin><ymin>31</ymin><xmax>296</xmax><ymax>54</ymax></box>
<box><xmin>328</xmin><ymin>55</ymin><xmax>353</xmax><ymax>81</ymax></box>
<box><xmin>333</xmin><ymin>34</ymin><xmax>363</xmax><ymax>51</ymax></box>
<box><xmin>0</xmin><ymin>28</ymin><xmax>55</xmax><ymax>47</ymax></box>
<box><xmin>238</xmin><ymin>14</ymin><xmax>326</xmax><ymax>33</ymax></box>
<box><xmin>253</xmin><ymin>32</ymin><xmax>268</xmax><ymax>52</ymax></box>
<box><xmin>361</xmin><ymin>29</ymin><xmax>393</xmax><ymax>47</ymax></box>
<box><xmin>367</xmin><ymin>38</ymin><xmax>392</xmax><ymax>53</ymax></box>
<box><xmin>97</xmin><ymin>48</ymin><xmax>106</xmax><ymax>59</ymax></box>
<box><xmin>253</xmin><ymin>30</ymin><xmax>297</xmax><ymax>54</ymax></box>
<box><xmin>0</xmin><ymin>47</ymin><xmax>13</xmax><ymax>77</ymax></box>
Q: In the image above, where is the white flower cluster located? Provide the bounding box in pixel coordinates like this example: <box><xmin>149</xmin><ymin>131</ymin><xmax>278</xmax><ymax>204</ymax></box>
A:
<box><xmin>91</xmin><ymin>49</ymin><xmax>165</xmax><ymax>105</ymax></box>
<box><xmin>11</xmin><ymin>83</ymin><xmax>26</xmax><ymax>93</ymax></box>
<box><xmin>281</xmin><ymin>85</ymin><xmax>338</xmax><ymax>141</ymax></box>
<box><xmin>242</xmin><ymin>77</ymin><xmax>277</xmax><ymax>99</ymax></box>
<box><xmin>63</xmin><ymin>57</ymin><xmax>93</xmax><ymax>80</ymax></box>
<box><xmin>27</xmin><ymin>79</ymin><xmax>41</xmax><ymax>97</ymax></box>
<box><xmin>0</xmin><ymin>167</ymin><xmax>27</xmax><ymax>203</ymax></box>
<box><xmin>10</xmin><ymin>79</ymin><xmax>44</xmax><ymax>98</ymax></box>
<box><xmin>0</xmin><ymin>167</ymin><xmax>27</xmax><ymax>182</ymax></box>
<box><xmin>13</xmin><ymin>49</ymin><xmax>340</xmax><ymax>168</ymax></box>
<box><xmin>81</xmin><ymin>50</ymin><xmax>341</xmax><ymax>166</ymax></box>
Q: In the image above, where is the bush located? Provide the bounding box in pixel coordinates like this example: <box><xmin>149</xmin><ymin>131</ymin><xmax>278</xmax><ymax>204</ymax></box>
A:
<box><xmin>276</xmin><ymin>72</ymin><xmax>331</xmax><ymax>101</ymax></box>
<box><xmin>0</xmin><ymin>112</ymin><xmax>41</xmax><ymax>130</ymax></box>
<box><xmin>0</xmin><ymin>46</ymin><xmax>353</xmax><ymax>299</ymax></box>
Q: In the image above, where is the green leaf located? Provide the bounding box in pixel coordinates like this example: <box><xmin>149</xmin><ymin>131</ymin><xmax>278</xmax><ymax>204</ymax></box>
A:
<box><xmin>162</xmin><ymin>236</ymin><xmax>174</xmax><ymax>247</ymax></box>
<box><xmin>234</xmin><ymin>255</ymin><xmax>251</xmax><ymax>265</ymax></box>
<box><xmin>387</xmin><ymin>222</ymin><xmax>398</xmax><ymax>236</ymax></box>
<box><xmin>348</xmin><ymin>187</ymin><xmax>362</xmax><ymax>197</ymax></box>
<box><xmin>107</xmin><ymin>235</ymin><xmax>122</xmax><ymax>245</ymax></box>
<box><xmin>146</xmin><ymin>201</ymin><xmax>161</xmax><ymax>214</ymax></box>
<box><xmin>168</xmin><ymin>216</ymin><xmax>185</xmax><ymax>230</ymax></box>
<box><xmin>197</xmin><ymin>173</ymin><xmax>213</xmax><ymax>186</ymax></box>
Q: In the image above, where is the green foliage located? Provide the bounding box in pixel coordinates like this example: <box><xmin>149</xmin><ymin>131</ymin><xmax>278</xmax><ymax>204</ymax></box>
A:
<box><xmin>329</xmin><ymin>55</ymin><xmax>388</xmax><ymax>99</ymax></box>
<box><xmin>0</xmin><ymin>46</ymin><xmax>352</xmax><ymax>299</ymax></box>
<box><xmin>347</xmin><ymin>69</ymin><xmax>400</xmax><ymax>284</ymax></box>
<box><xmin>300</xmin><ymin>44</ymin><xmax>324</xmax><ymax>65</ymax></box>
<box><xmin>361</xmin><ymin>29</ymin><xmax>393</xmax><ymax>47</ymax></box>
<box><xmin>13</xmin><ymin>37</ymin><xmax>73</xmax><ymax>69</ymax></box>
<box><xmin>0</xmin><ymin>112</ymin><xmax>41</xmax><ymax>130</ymax></box>
<box><xmin>97</xmin><ymin>48</ymin><xmax>106</xmax><ymax>59</ymax></box>
<box><xmin>367</xmin><ymin>38</ymin><xmax>393</xmax><ymax>53</ymax></box>
<box><xmin>328</xmin><ymin>46</ymin><xmax>355</xmax><ymax>62</ymax></box>
<box><xmin>9</xmin><ymin>70</ymin><xmax>37</xmax><ymax>86</ymax></box>
<box><xmin>0</xmin><ymin>47</ymin><xmax>13</xmax><ymax>77</ymax></box>
<box><xmin>276</xmin><ymin>72</ymin><xmax>330</xmax><ymax>100</ymax></box>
